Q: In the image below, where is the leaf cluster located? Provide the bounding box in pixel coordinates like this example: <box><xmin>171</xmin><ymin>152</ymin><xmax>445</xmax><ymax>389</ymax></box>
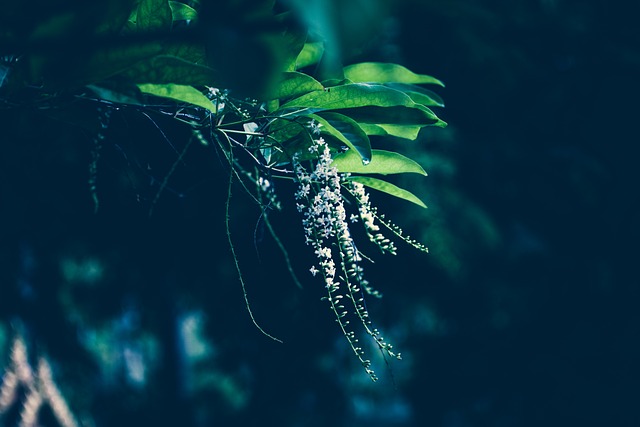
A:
<box><xmin>2</xmin><ymin>1</ymin><xmax>445</xmax><ymax>210</ymax></box>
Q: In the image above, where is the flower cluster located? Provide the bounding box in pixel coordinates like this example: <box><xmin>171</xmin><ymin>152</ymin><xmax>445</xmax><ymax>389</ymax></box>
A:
<box><xmin>349</xmin><ymin>181</ymin><xmax>397</xmax><ymax>256</ymax></box>
<box><xmin>295</xmin><ymin>138</ymin><xmax>345</xmax><ymax>294</ymax></box>
<box><xmin>293</xmin><ymin>136</ymin><xmax>401</xmax><ymax>381</ymax></box>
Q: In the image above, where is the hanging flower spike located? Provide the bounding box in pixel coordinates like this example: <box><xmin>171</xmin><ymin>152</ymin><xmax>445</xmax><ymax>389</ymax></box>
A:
<box><xmin>292</xmin><ymin>138</ymin><xmax>402</xmax><ymax>381</ymax></box>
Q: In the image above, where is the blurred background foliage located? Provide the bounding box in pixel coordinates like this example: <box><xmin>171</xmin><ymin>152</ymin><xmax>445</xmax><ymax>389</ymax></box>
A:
<box><xmin>1</xmin><ymin>0</ymin><xmax>639</xmax><ymax>426</ymax></box>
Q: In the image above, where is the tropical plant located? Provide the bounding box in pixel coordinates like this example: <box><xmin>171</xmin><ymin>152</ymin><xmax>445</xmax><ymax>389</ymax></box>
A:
<box><xmin>0</xmin><ymin>0</ymin><xmax>445</xmax><ymax>384</ymax></box>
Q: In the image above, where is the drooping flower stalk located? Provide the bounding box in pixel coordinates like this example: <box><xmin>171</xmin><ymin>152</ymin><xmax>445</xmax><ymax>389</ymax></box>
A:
<box><xmin>292</xmin><ymin>137</ymin><xmax>402</xmax><ymax>381</ymax></box>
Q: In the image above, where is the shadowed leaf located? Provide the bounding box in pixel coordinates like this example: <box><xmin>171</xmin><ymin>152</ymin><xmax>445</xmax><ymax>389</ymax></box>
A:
<box><xmin>311</xmin><ymin>112</ymin><xmax>372</xmax><ymax>163</ymax></box>
<box><xmin>123</xmin><ymin>55</ymin><xmax>215</xmax><ymax>85</ymax></box>
<box><xmin>137</xmin><ymin>0</ymin><xmax>172</xmax><ymax>31</ymax></box>
<box><xmin>348</xmin><ymin>176</ymin><xmax>427</xmax><ymax>208</ymax></box>
<box><xmin>169</xmin><ymin>1</ymin><xmax>197</xmax><ymax>21</ymax></box>
<box><xmin>385</xmin><ymin>83</ymin><xmax>445</xmax><ymax>107</ymax></box>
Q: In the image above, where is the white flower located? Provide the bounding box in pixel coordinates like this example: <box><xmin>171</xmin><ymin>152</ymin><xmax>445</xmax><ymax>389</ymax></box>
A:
<box><xmin>310</xmin><ymin>120</ymin><xmax>323</xmax><ymax>135</ymax></box>
<box><xmin>315</xmin><ymin>247</ymin><xmax>332</xmax><ymax>259</ymax></box>
<box><xmin>309</xmin><ymin>265</ymin><xmax>319</xmax><ymax>276</ymax></box>
<box><xmin>258</xmin><ymin>176</ymin><xmax>270</xmax><ymax>191</ymax></box>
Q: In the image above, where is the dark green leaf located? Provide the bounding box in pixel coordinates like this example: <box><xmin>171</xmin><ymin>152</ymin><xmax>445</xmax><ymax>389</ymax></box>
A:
<box><xmin>348</xmin><ymin>176</ymin><xmax>427</xmax><ymax>208</ymax></box>
<box><xmin>94</xmin><ymin>0</ymin><xmax>138</xmax><ymax>34</ymax></box>
<box><xmin>164</xmin><ymin>43</ymin><xmax>207</xmax><ymax>66</ymax></box>
<box><xmin>344</xmin><ymin>62</ymin><xmax>444</xmax><ymax>87</ymax></box>
<box><xmin>279</xmin><ymin>23</ymin><xmax>307</xmax><ymax>72</ymax></box>
<box><xmin>137</xmin><ymin>83</ymin><xmax>216</xmax><ymax>112</ymax></box>
<box><xmin>137</xmin><ymin>0</ymin><xmax>172</xmax><ymax>31</ymax></box>
<box><xmin>169</xmin><ymin>1</ymin><xmax>197</xmax><ymax>21</ymax></box>
<box><xmin>295</xmin><ymin>42</ymin><xmax>324</xmax><ymax>70</ymax></box>
<box><xmin>338</xmin><ymin>105</ymin><xmax>446</xmax><ymax>127</ymax></box>
<box><xmin>332</xmin><ymin>149</ymin><xmax>427</xmax><ymax>176</ymax></box>
<box><xmin>264</xmin><ymin>117</ymin><xmax>313</xmax><ymax>165</ymax></box>
<box><xmin>122</xmin><ymin>55</ymin><xmax>215</xmax><ymax>85</ymax></box>
<box><xmin>268</xmin><ymin>72</ymin><xmax>324</xmax><ymax>100</ymax></box>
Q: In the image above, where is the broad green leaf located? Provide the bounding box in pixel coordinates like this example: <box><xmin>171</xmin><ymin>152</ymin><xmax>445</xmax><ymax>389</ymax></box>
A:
<box><xmin>279</xmin><ymin>23</ymin><xmax>307</xmax><ymax>72</ymax></box>
<box><xmin>359</xmin><ymin>123</ymin><xmax>423</xmax><ymax>140</ymax></box>
<box><xmin>295</xmin><ymin>42</ymin><xmax>324</xmax><ymax>70</ymax></box>
<box><xmin>281</xmin><ymin>83</ymin><xmax>413</xmax><ymax>110</ymax></box>
<box><xmin>95</xmin><ymin>0</ymin><xmax>140</xmax><ymax>34</ymax></box>
<box><xmin>379</xmin><ymin>124</ymin><xmax>422</xmax><ymax>139</ymax></box>
<box><xmin>311</xmin><ymin>112</ymin><xmax>371</xmax><ymax>163</ymax></box>
<box><xmin>137</xmin><ymin>84</ymin><xmax>216</xmax><ymax>113</ymax></box>
<box><xmin>357</xmin><ymin>123</ymin><xmax>388</xmax><ymax>136</ymax></box>
<box><xmin>164</xmin><ymin>43</ymin><xmax>206</xmax><ymax>66</ymax></box>
<box><xmin>169</xmin><ymin>1</ymin><xmax>197</xmax><ymax>21</ymax></box>
<box><xmin>344</xmin><ymin>63</ymin><xmax>444</xmax><ymax>87</ymax></box>
<box><xmin>268</xmin><ymin>72</ymin><xmax>324</xmax><ymax>100</ymax></box>
<box><xmin>137</xmin><ymin>0</ymin><xmax>172</xmax><ymax>31</ymax></box>
<box><xmin>332</xmin><ymin>149</ymin><xmax>427</xmax><ymax>176</ymax></box>
<box><xmin>338</xmin><ymin>105</ymin><xmax>446</xmax><ymax>127</ymax></box>
<box><xmin>348</xmin><ymin>176</ymin><xmax>427</xmax><ymax>208</ymax></box>
<box><xmin>280</xmin><ymin>83</ymin><xmax>445</xmax><ymax>127</ymax></box>
<box><xmin>385</xmin><ymin>83</ymin><xmax>445</xmax><ymax>107</ymax></box>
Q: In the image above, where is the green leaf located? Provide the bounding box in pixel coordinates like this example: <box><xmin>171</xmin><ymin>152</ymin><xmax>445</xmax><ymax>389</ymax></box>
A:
<box><xmin>344</xmin><ymin>62</ymin><xmax>444</xmax><ymax>87</ymax></box>
<box><xmin>332</xmin><ymin>149</ymin><xmax>427</xmax><ymax>176</ymax></box>
<box><xmin>340</xmin><ymin>105</ymin><xmax>446</xmax><ymax>127</ymax></box>
<box><xmin>348</xmin><ymin>176</ymin><xmax>427</xmax><ymax>208</ymax></box>
<box><xmin>280</xmin><ymin>83</ymin><xmax>445</xmax><ymax>127</ymax></box>
<box><xmin>359</xmin><ymin>123</ymin><xmax>423</xmax><ymax>140</ymax></box>
<box><xmin>268</xmin><ymin>72</ymin><xmax>324</xmax><ymax>100</ymax></box>
<box><xmin>357</xmin><ymin>123</ymin><xmax>388</xmax><ymax>136</ymax></box>
<box><xmin>295</xmin><ymin>42</ymin><xmax>324</xmax><ymax>70</ymax></box>
<box><xmin>95</xmin><ymin>0</ymin><xmax>140</xmax><ymax>34</ymax></box>
<box><xmin>272</xmin><ymin>19</ymin><xmax>307</xmax><ymax>71</ymax></box>
<box><xmin>137</xmin><ymin>83</ymin><xmax>216</xmax><ymax>113</ymax></box>
<box><xmin>311</xmin><ymin>112</ymin><xmax>371</xmax><ymax>163</ymax></box>
<box><xmin>264</xmin><ymin>117</ymin><xmax>313</xmax><ymax>165</ymax></box>
<box><xmin>169</xmin><ymin>1</ymin><xmax>197</xmax><ymax>21</ymax></box>
<box><xmin>281</xmin><ymin>83</ymin><xmax>412</xmax><ymax>110</ymax></box>
<box><xmin>164</xmin><ymin>43</ymin><xmax>207</xmax><ymax>66</ymax></box>
<box><xmin>385</xmin><ymin>83</ymin><xmax>445</xmax><ymax>107</ymax></box>
<box><xmin>321</xmin><ymin>78</ymin><xmax>353</xmax><ymax>87</ymax></box>
<box><xmin>137</xmin><ymin>0</ymin><xmax>172</xmax><ymax>31</ymax></box>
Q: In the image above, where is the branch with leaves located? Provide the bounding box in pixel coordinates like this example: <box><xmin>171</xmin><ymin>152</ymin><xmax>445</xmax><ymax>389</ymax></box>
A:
<box><xmin>0</xmin><ymin>0</ymin><xmax>446</xmax><ymax>381</ymax></box>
